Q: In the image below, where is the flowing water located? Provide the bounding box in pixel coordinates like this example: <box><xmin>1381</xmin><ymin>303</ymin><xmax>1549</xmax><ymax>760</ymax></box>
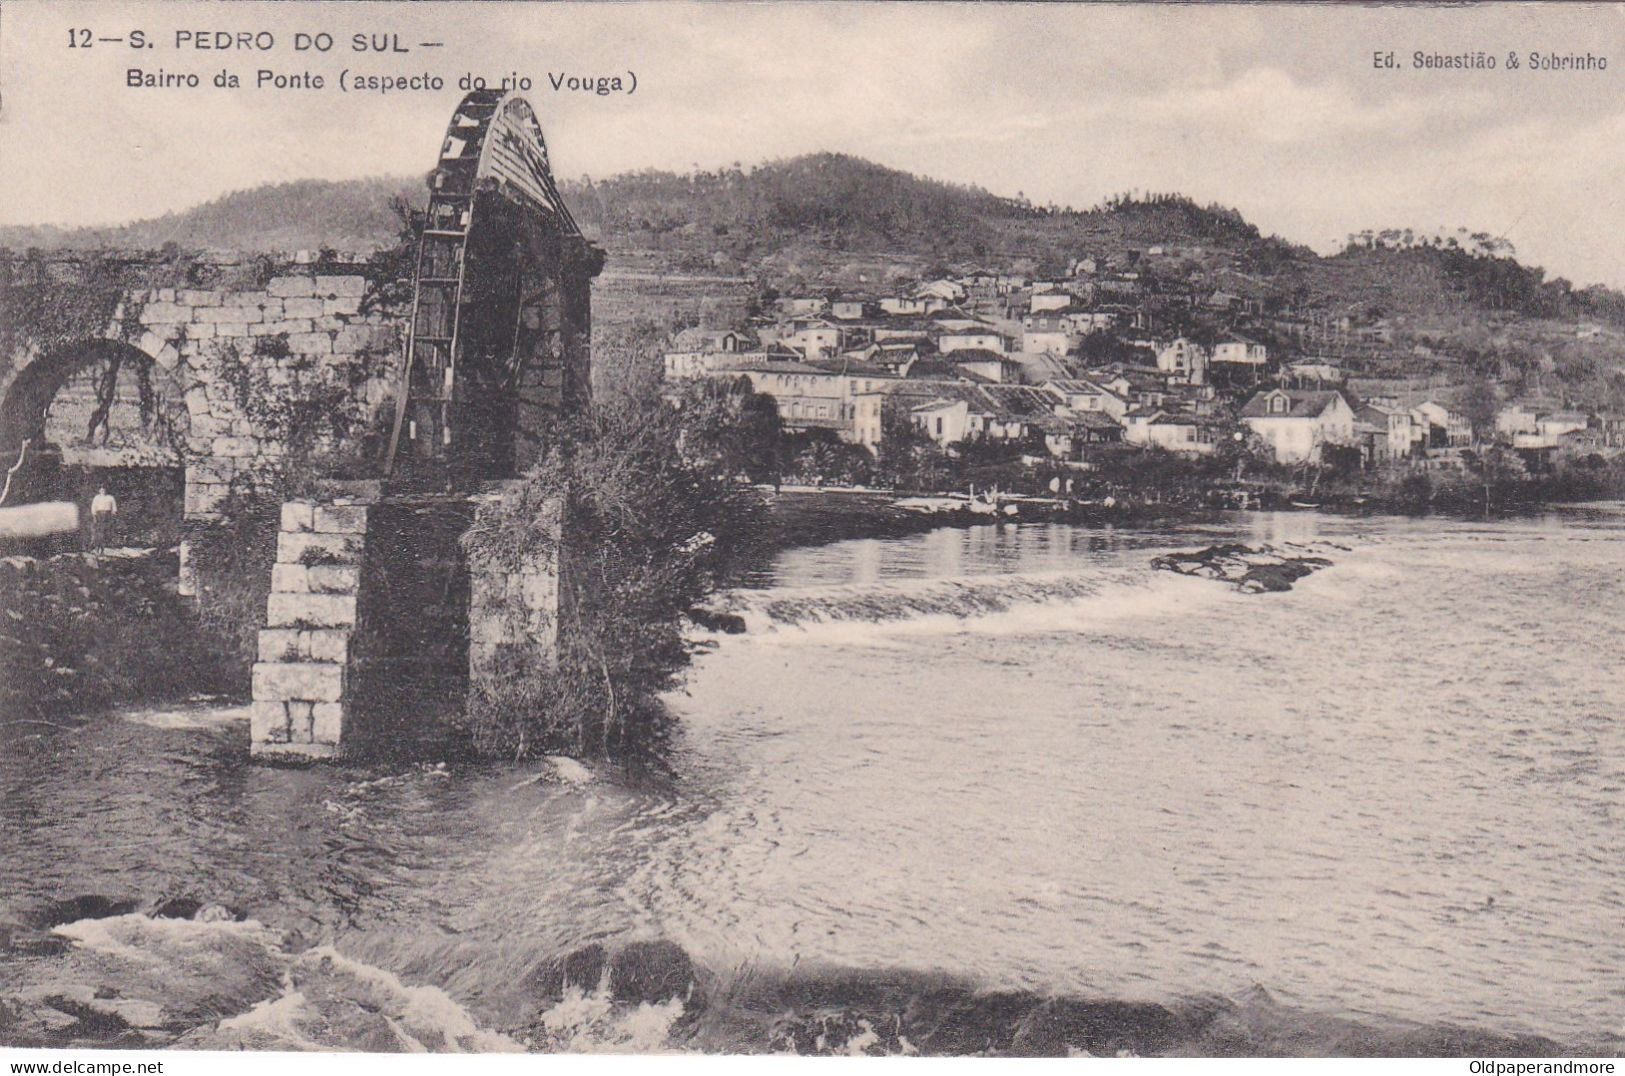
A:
<box><xmin>2</xmin><ymin>508</ymin><xmax>1622</xmax><ymax>1054</ymax></box>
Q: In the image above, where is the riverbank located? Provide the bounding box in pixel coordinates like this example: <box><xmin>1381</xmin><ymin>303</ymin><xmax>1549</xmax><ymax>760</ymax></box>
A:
<box><xmin>744</xmin><ymin>461</ymin><xmax>1625</xmax><ymax>567</ymax></box>
<box><xmin>736</xmin><ymin>486</ymin><xmax>1210</xmax><ymax>568</ymax></box>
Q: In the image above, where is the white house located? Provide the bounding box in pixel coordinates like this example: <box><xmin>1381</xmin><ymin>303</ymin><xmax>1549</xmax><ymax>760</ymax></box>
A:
<box><xmin>946</xmin><ymin>348</ymin><xmax>1023</xmax><ymax>384</ymax></box>
<box><xmin>1495</xmin><ymin>403</ymin><xmax>1540</xmax><ymax>437</ymax></box>
<box><xmin>1411</xmin><ymin>400</ymin><xmax>1472</xmax><ymax>447</ymax></box>
<box><xmin>1154</xmin><ymin>337</ymin><xmax>1209</xmax><ymax>384</ymax></box>
<box><xmin>779</xmin><ymin>296</ymin><xmax>829</xmax><ymax>316</ymax></box>
<box><xmin>1212</xmin><ymin>333</ymin><xmax>1268</xmax><ymax>366</ymax></box>
<box><xmin>1241</xmin><ymin>388</ymin><xmax>1357</xmax><ymax>462</ymax></box>
<box><xmin>937</xmin><ymin>329</ymin><xmax>1007</xmax><ymax>356</ymax></box>
<box><xmin>915</xmin><ymin>279</ymin><xmax>967</xmax><ymax>302</ymax></box>
<box><xmin>880</xmin><ymin>296</ymin><xmax>932</xmax><ymax>316</ymax></box>
<box><xmin>1043</xmin><ymin>378</ymin><xmax>1129</xmax><ymax>419</ymax></box>
<box><xmin>1141</xmin><ymin>412</ymin><xmax>1218</xmax><ymax>455</ymax></box>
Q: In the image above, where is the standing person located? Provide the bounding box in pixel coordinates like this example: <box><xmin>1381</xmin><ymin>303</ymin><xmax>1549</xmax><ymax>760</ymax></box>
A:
<box><xmin>89</xmin><ymin>485</ymin><xmax>117</xmax><ymax>552</ymax></box>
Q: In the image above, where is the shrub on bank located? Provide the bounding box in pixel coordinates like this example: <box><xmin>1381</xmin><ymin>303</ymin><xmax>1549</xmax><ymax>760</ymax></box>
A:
<box><xmin>182</xmin><ymin>481</ymin><xmax>289</xmax><ymax>694</ymax></box>
<box><xmin>0</xmin><ymin>551</ymin><xmax>203</xmax><ymax>724</ymax></box>
<box><xmin>459</xmin><ymin>403</ymin><xmax>757</xmax><ymax>762</ymax></box>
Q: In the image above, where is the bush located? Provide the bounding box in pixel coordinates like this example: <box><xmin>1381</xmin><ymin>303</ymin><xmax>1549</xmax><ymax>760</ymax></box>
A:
<box><xmin>183</xmin><ymin>472</ymin><xmax>305</xmax><ymax>693</ymax></box>
<box><xmin>0</xmin><ymin>552</ymin><xmax>203</xmax><ymax>723</ymax></box>
<box><xmin>459</xmin><ymin>402</ymin><xmax>757</xmax><ymax>762</ymax></box>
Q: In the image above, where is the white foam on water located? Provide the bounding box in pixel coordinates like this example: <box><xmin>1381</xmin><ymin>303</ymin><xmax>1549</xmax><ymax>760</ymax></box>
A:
<box><xmin>707</xmin><ymin>565</ymin><xmax>1232</xmax><ymax>648</ymax></box>
<box><xmin>216</xmin><ymin>990</ymin><xmax>328</xmax><ymax>1051</ymax></box>
<box><xmin>52</xmin><ymin>911</ymin><xmax>280</xmax><ymax>961</ymax></box>
<box><xmin>536</xmin><ymin>986</ymin><xmax>685</xmax><ymax>1053</ymax></box>
<box><xmin>297</xmin><ymin>945</ymin><xmax>524</xmax><ymax>1053</ymax></box>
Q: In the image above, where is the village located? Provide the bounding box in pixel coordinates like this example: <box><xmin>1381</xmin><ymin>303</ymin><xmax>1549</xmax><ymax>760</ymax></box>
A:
<box><xmin>659</xmin><ymin>252</ymin><xmax>1625</xmax><ymax>500</ymax></box>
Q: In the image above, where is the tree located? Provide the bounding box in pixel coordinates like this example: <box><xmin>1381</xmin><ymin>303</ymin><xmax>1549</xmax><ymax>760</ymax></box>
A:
<box><xmin>1212</xmin><ymin>419</ymin><xmax>1274</xmax><ymax>482</ymax></box>
<box><xmin>1456</xmin><ymin>374</ymin><xmax>1501</xmax><ymax>442</ymax></box>
<box><xmin>1461</xmin><ymin>444</ymin><xmax>1524</xmax><ymax>516</ymax></box>
<box><xmin>670</xmin><ymin>376</ymin><xmax>784</xmax><ymax>486</ymax></box>
<box><xmin>874</xmin><ymin>403</ymin><xmax>949</xmax><ymax>491</ymax></box>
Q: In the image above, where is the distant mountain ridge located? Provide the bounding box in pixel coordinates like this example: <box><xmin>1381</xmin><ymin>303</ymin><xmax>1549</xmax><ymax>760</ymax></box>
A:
<box><xmin>0</xmin><ymin>154</ymin><xmax>1270</xmax><ymax>262</ymax></box>
<box><xmin>2</xmin><ymin>153</ymin><xmax>1621</xmax><ymax>331</ymax></box>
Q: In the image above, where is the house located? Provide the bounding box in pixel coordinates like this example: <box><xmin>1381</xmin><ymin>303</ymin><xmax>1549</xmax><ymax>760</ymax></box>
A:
<box><xmin>1139</xmin><ymin>412</ymin><xmax>1220</xmax><ymax>455</ymax></box>
<box><xmin>879</xmin><ymin>296</ymin><xmax>933</xmax><ymax>316</ymax></box>
<box><xmin>1284</xmin><ymin>360</ymin><xmax>1345</xmax><ymax>385</ymax></box>
<box><xmin>1154</xmin><ymin>337</ymin><xmax>1209</xmax><ymax>384</ymax></box>
<box><xmin>1065</xmin><ymin>310</ymin><xmax>1115</xmax><ymax>334</ymax></box>
<box><xmin>779</xmin><ymin>296</ymin><xmax>829</xmax><ymax>316</ymax></box>
<box><xmin>909</xmin><ymin>398</ymin><xmax>967</xmax><ymax>445</ymax></box>
<box><xmin>900</xmin><ymin>383</ymin><xmax>1062</xmax><ymax>449</ymax></box>
<box><xmin>829</xmin><ymin>298</ymin><xmax>873</xmax><ymax>321</ymax></box>
<box><xmin>1355</xmin><ymin>403</ymin><xmax>1419</xmax><ymax>461</ymax></box>
<box><xmin>1043</xmin><ymin>378</ymin><xmax>1129</xmax><ymax>420</ymax></box>
<box><xmin>662</xmin><ymin>328</ymin><xmax>762</xmax><ymax>379</ymax></box>
<box><xmin>1022</xmin><ymin>324</ymin><xmax>1072</xmax><ymax>357</ymax></box>
<box><xmin>1032</xmin><ymin>412</ymin><xmax>1124</xmax><ymax>459</ymax></box>
<box><xmin>1495</xmin><ymin>403</ymin><xmax>1540</xmax><ymax>438</ymax></box>
<box><xmin>1411</xmin><ymin>400</ymin><xmax>1471</xmax><ymax>447</ymax></box>
<box><xmin>936</xmin><ymin>329</ymin><xmax>1007</xmax><ymax>356</ymax></box>
<box><xmin>778</xmin><ymin>316</ymin><xmax>846</xmax><ymax>360</ymax></box>
<box><xmin>915</xmin><ymin>279</ymin><xmax>968</xmax><ymax>303</ymax></box>
<box><xmin>1030</xmin><ymin>291</ymin><xmax>1071</xmax><ymax>313</ymax></box>
<box><xmin>710</xmin><ymin>356</ymin><xmax>899</xmax><ymax>442</ymax></box>
<box><xmin>1211</xmin><ymin>333</ymin><xmax>1268</xmax><ymax>366</ymax></box>
<box><xmin>1240</xmin><ymin>388</ymin><xmax>1357</xmax><ymax>462</ymax></box>
<box><xmin>926</xmin><ymin>308</ymin><xmax>994</xmax><ymax>333</ymax></box>
<box><xmin>1537</xmin><ymin>411</ymin><xmax>1589</xmax><ymax>439</ymax></box>
<box><xmin>1101</xmin><ymin>366</ymin><xmax>1175</xmax><ymax>412</ymax></box>
<box><xmin>840</xmin><ymin>341</ymin><xmax>924</xmax><ymax>371</ymax></box>
<box><xmin>946</xmin><ymin>348</ymin><xmax>1023</xmax><ymax>384</ymax></box>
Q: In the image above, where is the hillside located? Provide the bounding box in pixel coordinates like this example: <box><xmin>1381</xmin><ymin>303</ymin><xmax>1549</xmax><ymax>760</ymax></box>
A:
<box><xmin>3</xmin><ymin>153</ymin><xmax>1622</xmax><ymax>335</ymax></box>
<box><xmin>0</xmin><ymin>177</ymin><xmax>418</xmax><ymax>254</ymax></box>
<box><xmin>0</xmin><ymin>154</ymin><xmax>1277</xmax><ymax>266</ymax></box>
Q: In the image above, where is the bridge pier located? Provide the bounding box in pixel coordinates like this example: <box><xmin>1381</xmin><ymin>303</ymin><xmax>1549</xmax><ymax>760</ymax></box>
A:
<box><xmin>249</xmin><ymin>486</ymin><xmax>564</xmax><ymax>760</ymax></box>
<box><xmin>249</xmin><ymin>498</ymin><xmax>371</xmax><ymax>759</ymax></box>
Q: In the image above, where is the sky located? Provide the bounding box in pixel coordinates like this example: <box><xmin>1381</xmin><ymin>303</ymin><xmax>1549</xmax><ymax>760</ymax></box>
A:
<box><xmin>2</xmin><ymin>1</ymin><xmax>1623</xmax><ymax>286</ymax></box>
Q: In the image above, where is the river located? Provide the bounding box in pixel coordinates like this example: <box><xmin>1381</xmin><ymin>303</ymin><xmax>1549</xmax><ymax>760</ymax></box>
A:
<box><xmin>2</xmin><ymin>508</ymin><xmax>1621</xmax><ymax>1054</ymax></box>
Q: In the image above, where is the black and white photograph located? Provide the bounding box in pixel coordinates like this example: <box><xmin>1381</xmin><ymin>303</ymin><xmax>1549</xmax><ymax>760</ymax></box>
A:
<box><xmin>0</xmin><ymin>0</ymin><xmax>1621</xmax><ymax>1065</ymax></box>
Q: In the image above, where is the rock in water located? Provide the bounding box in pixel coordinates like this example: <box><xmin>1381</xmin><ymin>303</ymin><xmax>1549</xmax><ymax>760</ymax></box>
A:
<box><xmin>608</xmin><ymin>940</ymin><xmax>695</xmax><ymax>1005</ymax></box>
<box><xmin>1151</xmin><ymin>543</ymin><xmax>1332</xmax><ymax>594</ymax></box>
<box><xmin>529</xmin><ymin>943</ymin><xmax>608</xmax><ymax>1000</ymax></box>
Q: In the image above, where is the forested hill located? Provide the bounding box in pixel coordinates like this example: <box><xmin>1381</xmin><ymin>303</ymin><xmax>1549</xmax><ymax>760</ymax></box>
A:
<box><xmin>0</xmin><ymin>177</ymin><xmax>416</xmax><ymax>255</ymax></box>
<box><xmin>0</xmin><ymin>153</ymin><xmax>1274</xmax><ymax>267</ymax></box>
<box><xmin>3</xmin><ymin>152</ymin><xmax>1621</xmax><ymax>327</ymax></box>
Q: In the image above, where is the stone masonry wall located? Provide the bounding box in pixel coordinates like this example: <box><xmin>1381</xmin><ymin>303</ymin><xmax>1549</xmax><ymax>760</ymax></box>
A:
<box><xmin>248</xmin><ymin>488</ymin><xmax>563</xmax><ymax>761</ymax></box>
<box><xmin>120</xmin><ymin>272</ymin><xmax>403</xmax><ymax>518</ymax></box>
<box><xmin>250</xmin><ymin>499</ymin><xmax>369</xmax><ymax>759</ymax></box>
<box><xmin>467</xmin><ymin>492</ymin><xmax>562</xmax><ymax>686</ymax></box>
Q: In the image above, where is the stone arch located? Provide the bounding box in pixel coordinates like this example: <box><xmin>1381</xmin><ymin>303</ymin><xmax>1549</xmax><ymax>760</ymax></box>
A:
<box><xmin>0</xmin><ymin>338</ymin><xmax>189</xmax><ymax>463</ymax></box>
<box><xmin>0</xmin><ymin>338</ymin><xmax>191</xmax><ymax>543</ymax></box>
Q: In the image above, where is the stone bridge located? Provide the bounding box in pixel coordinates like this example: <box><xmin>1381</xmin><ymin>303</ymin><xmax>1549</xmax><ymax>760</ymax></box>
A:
<box><xmin>0</xmin><ymin>250</ymin><xmax>406</xmax><ymax>579</ymax></box>
<box><xmin>0</xmin><ymin>90</ymin><xmax>628</xmax><ymax>760</ymax></box>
